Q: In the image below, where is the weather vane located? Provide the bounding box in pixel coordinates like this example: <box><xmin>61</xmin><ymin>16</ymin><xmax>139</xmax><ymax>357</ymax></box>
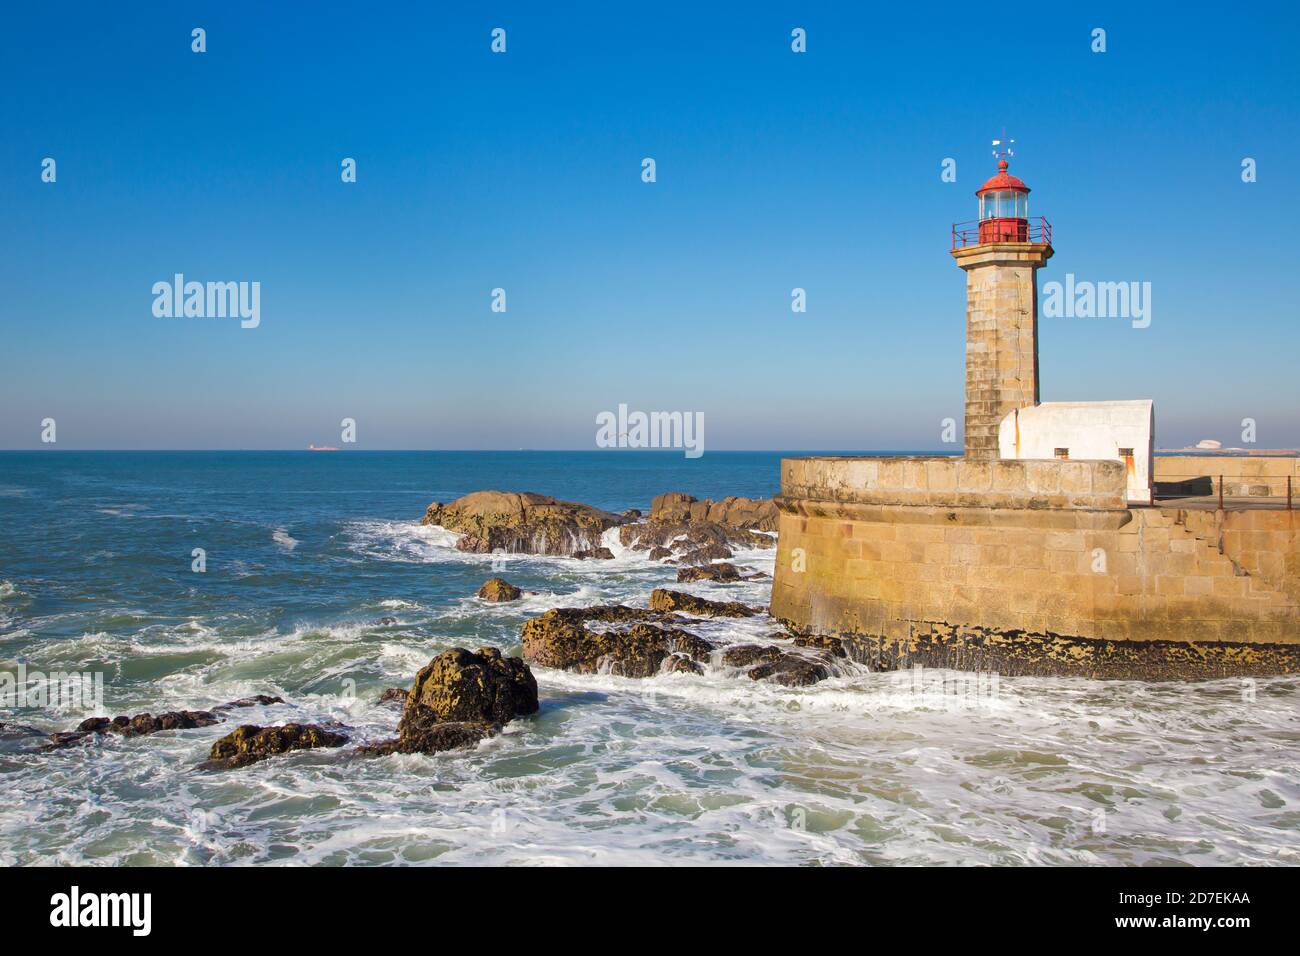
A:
<box><xmin>991</xmin><ymin>129</ymin><xmax>1015</xmax><ymax>164</ymax></box>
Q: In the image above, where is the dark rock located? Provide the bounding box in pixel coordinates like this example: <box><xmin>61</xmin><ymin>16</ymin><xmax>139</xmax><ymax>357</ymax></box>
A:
<box><xmin>213</xmin><ymin>695</ymin><xmax>285</xmax><ymax>711</ymax></box>
<box><xmin>662</xmin><ymin>655</ymin><xmax>705</xmax><ymax>676</ymax></box>
<box><xmin>622</xmin><ymin>509</ymin><xmax>642</xmax><ymax>520</ymax></box>
<box><xmin>648</xmin><ymin>589</ymin><xmax>756</xmax><ymax>618</ymax></box>
<box><xmin>792</xmin><ymin>633</ymin><xmax>849</xmax><ymax>659</ymax></box>
<box><xmin>0</xmin><ymin>722</ymin><xmax>45</xmax><ymax>738</ymax></box>
<box><xmin>375</xmin><ymin>616</ymin><xmax>399</xmax><ymax>626</ymax></box>
<box><xmin>677</xmin><ymin>562</ymin><xmax>742</xmax><ymax>583</ymax></box>
<box><xmin>678</xmin><ymin>543</ymin><xmax>734</xmax><ymax>566</ymax></box>
<box><xmin>359</xmin><ymin>721</ymin><xmax>496</xmax><ymax>757</ymax></box>
<box><xmin>572</xmin><ymin>547</ymin><xmax>615</xmax><ymax>560</ymax></box>
<box><xmin>75</xmin><ymin>710</ymin><xmax>219</xmax><ymax>738</ymax></box>
<box><xmin>521</xmin><ymin>607</ymin><xmax>714</xmax><ymax>678</ymax></box>
<box><xmin>203</xmin><ymin>723</ymin><xmax>348</xmax><ymax>770</ymax></box>
<box><xmin>748</xmin><ymin>656</ymin><xmax>832</xmax><ymax>687</ymax></box>
<box><xmin>365</xmin><ymin>647</ymin><xmax>539</xmax><ymax>756</ymax></box>
<box><xmin>421</xmin><ymin>491</ymin><xmax>627</xmax><ymax>556</ymax></box>
<box><xmin>721</xmin><ymin>644</ymin><xmax>783</xmax><ymax>668</ymax></box>
<box><xmin>647</xmin><ymin>546</ymin><xmax>673</xmax><ymax>561</ymax></box>
<box><xmin>376</xmin><ymin>687</ymin><xmax>409</xmax><ymax>704</ymax></box>
<box><xmin>477</xmin><ymin>577</ymin><xmax>522</xmax><ymax>602</ymax></box>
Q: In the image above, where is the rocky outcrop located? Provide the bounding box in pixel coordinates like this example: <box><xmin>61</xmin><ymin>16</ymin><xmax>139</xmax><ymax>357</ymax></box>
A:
<box><xmin>618</xmin><ymin>493</ymin><xmax>777</xmax><ymax>561</ymax></box>
<box><xmin>522</xmin><ymin>607</ymin><xmax>712</xmax><ymax>678</ymax></box>
<box><xmin>421</xmin><ymin>491</ymin><xmax>626</xmax><ymax>556</ymax></box>
<box><xmin>477</xmin><ymin>577</ymin><xmax>522</xmax><ymax>602</ymax></box>
<box><xmin>677</xmin><ymin>563</ymin><xmax>742</xmax><ymax>583</ymax></box>
<box><xmin>362</xmin><ymin>647</ymin><xmax>539</xmax><ymax>756</ymax></box>
<box><xmin>376</xmin><ymin>687</ymin><xmax>409</xmax><ymax>704</ymax></box>
<box><xmin>572</xmin><ymin>547</ymin><xmax>615</xmax><ymax>560</ymax></box>
<box><xmin>648</xmin><ymin>589</ymin><xmax>757</xmax><ymax>618</ymax></box>
<box><xmin>43</xmin><ymin>695</ymin><xmax>285</xmax><ymax>751</ymax></box>
<box><xmin>520</xmin><ymin>601</ymin><xmax>840</xmax><ymax>686</ymax></box>
<box><xmin>649</xmin><ymin>493</ymin><xmax>779</xmax><ymax>531</ymax></box>
<box><xmin>203</xmin><ymin>723</ymin><xmax>348</xmax><ymax>770</ymax></box>
<box><xmin>647</xmin><ymin>546</ymin><xmax>673</xmax><ymax>561</ymax></box>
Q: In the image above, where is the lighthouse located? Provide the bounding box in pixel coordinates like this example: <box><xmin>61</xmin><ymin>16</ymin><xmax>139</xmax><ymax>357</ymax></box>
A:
<box><xmin>951</xmin><ymin>141</ymin><xmax>1052</xmax><ymax>460</ymax></box>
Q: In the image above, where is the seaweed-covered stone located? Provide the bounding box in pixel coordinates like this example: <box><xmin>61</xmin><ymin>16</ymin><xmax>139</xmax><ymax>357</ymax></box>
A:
<box><xmin>400</xmin><ymin>647</ymin><xmax>538</xmax><ymax>727</ymax></box>
<box><xmin>677</xmin><ymin>563</ymin><xmax>742</xmax><ymax>583</ymax></box>
<box><xmin>359</xmin><ymin>721</ymin><xmax>497</xmax><ymax>757</ymax></box>
<box><xmin>365</xmin><ymin>647</ymin><xmax>539</xmax><ymax>756</ymax></box>
<box><xmin>204</xmin><ymin>723</ymin><xmax>348</xmax><ymax>769</ymax></box>
<box><xmin>477</xmin><ymin>577</ymin><xmax>522</xmax><ymax>602</ymax></box>
<box><xmin>79</xmin><ymin>710</ymin><xmax>220</xmax><ymax>738</ymax></box>
<box><xmin>375</xmin><ymin>687</ymin><xmax>409</xmax><ymax>704</ymax></box>
<box><xmin>721</xmin><ymin>645</ymin><xmax>784</xmax><ymax>668</ymax></box>
<box><xmin>792</xmin><ymin>633</ymin><xmax>850</xmax><ymax>659</ymax></box>
<box><xmin>648</xmin><ymin>589</ymin><xmax>756</xmax><ymax>618</ymax></box>
<box><xmin>521</xmin><ymin>607</ymin><xmax>715</xmax><ymax>678</ymax></box>
<box><xmin>748</xmin><ymin>656</ymin><xmax>831</xmax><ymax>687</ymax></box>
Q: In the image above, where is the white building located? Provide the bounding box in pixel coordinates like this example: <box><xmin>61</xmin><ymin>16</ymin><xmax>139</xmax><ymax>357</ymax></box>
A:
<box><xmin>998</xmin><ymin>400</ymin><xmax>1154</xmax><ymax>504</ymax></box>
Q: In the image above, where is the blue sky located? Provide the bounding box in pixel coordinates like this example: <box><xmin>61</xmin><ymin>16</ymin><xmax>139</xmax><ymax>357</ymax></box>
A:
<box><xmin>2</xmin><ymin>1</ymin><xmax>1298</xmax><ymax>450</ymax></box>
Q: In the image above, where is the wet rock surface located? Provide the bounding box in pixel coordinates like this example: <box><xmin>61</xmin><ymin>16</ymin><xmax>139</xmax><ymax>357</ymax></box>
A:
<box><xmin>477</xmin><ymin>577</ymin><xmax>522</xmax><ymax>602</ymax></box>
<box><xmin>376</xmin><ymin>687</ymin><xmax>409</xmax><ymax>704</ymax></box>
<box><xmin>421</xmin><ymin>491</ymin><xmax>626</xmax><ymax>556</ymax></box>
<box><xmin>522</xmin><ymin>607</ymin><xmax>713</xmax><ymax>678</ymax></box>
<box><xmin>676</xmin><ymin>563</ymin><xmax>743</xmax><ymax>583</ymax></box>
<box><xmin>363</xmin><ymin>646</ymin><xmax>539</xmax><ymax>756</ymax></box>
<box><xmin>572</xmin><ymin>547</ymin><xmax>615</xmax><ymax>560</ymax></box>
<box><xmin>203</xmin><ymin>723</ymin><xmax>348</xmax><ymax>770</ymax></box>
<box><xmin>521</xmin><ymin>600</ymin><xmax>840</xmax><ymax>686</ymax></box>
<box><xmin>42</xmin><ymin>695</ymin><xmax>285</xmax><ymax>751</ymax></box>
<box><xmin>648</xmin><ymin>589</ymin><xmax>757</xmax><ymax>618</ymax></box>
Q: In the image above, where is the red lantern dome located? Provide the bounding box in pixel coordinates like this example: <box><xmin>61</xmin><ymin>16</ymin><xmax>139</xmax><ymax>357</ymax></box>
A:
<box><xmin>974</xmin><ymin>158</ymin><xmax>1031</xmax><ymax>243</ymax></box>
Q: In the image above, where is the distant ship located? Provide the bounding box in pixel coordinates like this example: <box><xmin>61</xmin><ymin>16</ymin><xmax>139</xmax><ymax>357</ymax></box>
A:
<box><xmin>307</xmin><ymin>444</ymin><xmax>339</xmax><ymax>451</ymax></box>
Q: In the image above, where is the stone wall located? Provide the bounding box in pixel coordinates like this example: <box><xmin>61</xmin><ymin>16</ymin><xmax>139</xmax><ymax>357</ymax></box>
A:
<box><xmin>1154</xmin><ymin>456</ymin><xmax>1300</xmax><ymax>498</ymax></box>
<box><xmin>772</xmin><ymin>455</ymin><xmax>1300</xmax><ymax>678</ymax></box>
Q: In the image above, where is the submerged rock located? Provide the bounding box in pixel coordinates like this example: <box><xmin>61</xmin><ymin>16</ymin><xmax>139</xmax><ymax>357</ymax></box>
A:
<box><xmin>721</xmin><ymin>644</ymin><xmax>832</xmax><ymax>685</ymax></box>
<box><xmin>364</xmin><ymin>647</ymin><xmax>538</xmax><ymax>756</ymax></box>
<box><xmin>375</xmin><ymin>687</ymin><xmax>409</xmax><ymax>704</ymax></box>
<box><xmin>648</xmin><ymin>589</ymin><xmax>757</xmax><ymax>618</ymax></box>
<box><xmin>676</xmin><ymin>563</ymin><xmax>743</xmax><ymax>583</ymax></box>
<box><xmin>421</xmin><ymin>491</ymin><xmax>627</xmax><ymax>556</ymax></box>
<box><xmin>203</xmin><ymin>723</ymin><xmax>348</xmax><ymax>770</ymax></box>
<box><xmin>477</xmin><ymin>577</ymin><xmax>523</xmax><ymax>602</ymax></box>
<box><xmin>212</xmin><ymin>694</ymin><xmax>285</xmax><ymax>711</ymax></box>
<box><xmin>375</xmin><ymin>616</ymin><xmax>399</xmax><ymax>626</ymax></box>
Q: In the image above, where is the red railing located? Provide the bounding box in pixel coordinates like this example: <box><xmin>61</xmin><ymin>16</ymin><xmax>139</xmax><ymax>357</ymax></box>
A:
<box><xmin>951</xmin><ymin>216</ymin><xmax>1052</xmax><ymax>250</ymax></box>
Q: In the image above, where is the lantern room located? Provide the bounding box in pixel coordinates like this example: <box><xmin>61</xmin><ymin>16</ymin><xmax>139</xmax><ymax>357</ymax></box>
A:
<box><xmin>976</xmin><ymin>159</ymin><xmax>1030</xmax><ymax>243</ymax></box>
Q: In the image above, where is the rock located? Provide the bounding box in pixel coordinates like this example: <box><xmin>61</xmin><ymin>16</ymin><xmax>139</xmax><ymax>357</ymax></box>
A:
<box><xmin>521</xmin><ymin>607</ymin><xmax>714</xmax><ymax>678</ymax></box>
<box><xmin>678</xmin><ymin>544</ymin><xmax>734</xmax><ymax>566</ymax></box>
<box><xmin>0</xmin><ymin>722</ymin><xmax>45</xmax><ymax>738</ymax></box>
<box><xmin>721</xmin><ymin>644</ymin><xmax>783</xmax><ymax>668</ymax></box>
<box><xmin>401</xmin><ymin>646</ymin><xmax>538</xmax><ymax>726</ymax></box>
<box><xmin>477</xmin><ymin>577</ymin><xmax>523</xmax><ymax>602</ymax></box>
<box><xmin>359</xmin><ymin>722</ymin><xmax>497</xmax><ymax>757</ymax></box>
<box><xmin>677</xmin><ymin>562</ymin><xmax>742</xmax><ymax>583</ymax></box>
<box><xmin>721</xmin><ymin>644</ymin><xmax>833</xmax><ymax>686</ymax></box>
<box><xmin>662</xmin><ymin>655</ymin><xmax>704</xmax><ymax>676</ymax></box>
<box><xmin>203</xmin><ymin>723</ymin><xmax>348</xmax><ymax>770</ymax></box>
<box><xmin>376</xmin><ymin>687</ymin><xmax>409</xmax><ymax>704</ymax></box>
<box><xmin>648</xmin><ymin>589</ymin><xmax>757</xmax><ymax>618</ymax></box>
<box><xmin>623</xmin><ymin>509</ymin><xmax>643</xmax><ymax>520</ymax></box>
<box><xmin>793</xmin><ymin>633</ymin><xmax>849</xmax><ymax>659</ymax></box>
<box><xmin>649</xmin><ymin>493</ymin><xmax>779</xmax><ymax>531</ymax></box>
<box><xmin>83</xmin><ymin>710</ymin><xmax>220</xmax><ymax>737</ymax></box>
<box><xmin>365</xmin><ymin>646</ymin><xmax>539</xmax><ymax>756</ymax></box>
<box><xmin>572</xmin><ymin>547</ymin><xmax>615</xmax><ymax>560</ymax></box>
<box><xmin>647</xmin><ymin>546</ymin><xmax>673</xmax><ymax>561</ymax></box>
<box><xmin>421</xmin><ymin>491</ymin><xmax>627</xmax><ymax>556</ymax></box>
<box><xmin>748</xmin><ymin>657</ymin><xmax>831</xmax><ymax>686</ymax></box>
<box><xmin>213</xmin><ymin>694</ymin><xmax>285</xmax><ymax>711</ymax></box>
<box><xmin>375</xmin><ymin>616</ymin><xmax>399</xmax><ymax>626</ymax></box>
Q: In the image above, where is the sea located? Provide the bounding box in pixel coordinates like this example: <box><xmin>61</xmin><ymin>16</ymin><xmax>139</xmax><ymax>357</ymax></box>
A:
<box><xmin>0</xmin><ymin>450</ymin><xmax>1296</xmax><ymax>866</ymax></box>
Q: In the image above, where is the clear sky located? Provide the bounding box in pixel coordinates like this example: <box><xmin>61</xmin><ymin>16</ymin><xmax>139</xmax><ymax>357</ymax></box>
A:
<box><xmin>3</xmin><ymin>1</ymin><xmax>1298</xmax><ymax>450</ymax></box>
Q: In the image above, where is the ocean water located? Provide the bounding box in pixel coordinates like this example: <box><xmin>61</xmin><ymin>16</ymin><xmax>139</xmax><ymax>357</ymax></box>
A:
<box><xmin>0</xmin><ymin>450</ymin><xmax>1296</xmax><ymax>866</ymax></box>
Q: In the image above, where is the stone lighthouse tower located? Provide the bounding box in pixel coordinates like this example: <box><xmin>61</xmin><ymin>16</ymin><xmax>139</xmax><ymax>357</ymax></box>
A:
<box><xmin>951</xmin><ymin>142</ymin><xmax>1053</xmax><ymax>459</ymax></box>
